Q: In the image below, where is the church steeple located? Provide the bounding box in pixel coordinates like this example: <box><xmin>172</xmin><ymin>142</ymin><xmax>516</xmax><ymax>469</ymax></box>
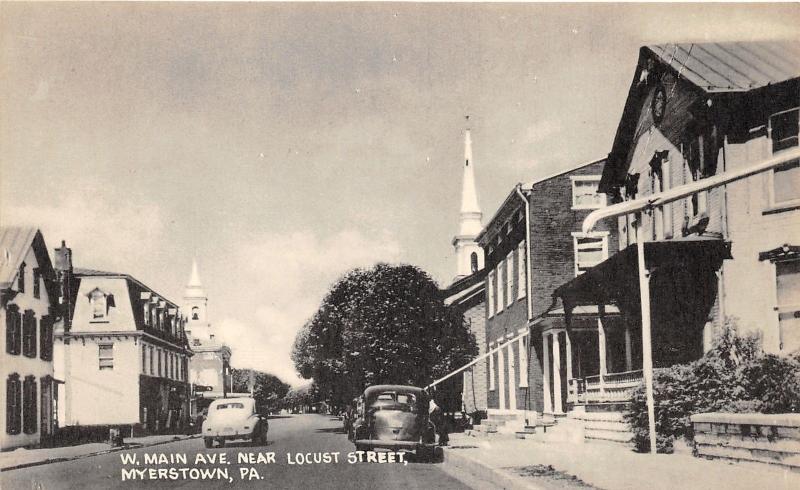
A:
<box><xmin>183</xmin><ymin>258</ymin><xmax>211</xmax><ymax>341</ymax></box>
<box><xmin>452</xmin><ymin>120</ymin><xmax>484</xmax><ymax>280</ymax></box>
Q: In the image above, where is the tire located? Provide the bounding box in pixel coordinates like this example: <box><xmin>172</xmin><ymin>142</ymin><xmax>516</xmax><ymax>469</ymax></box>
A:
<box><xmin>416</xmin><ymin>446</ymin><xmax>432</xmax><ymax>463</ymax></box>
<box><xmin>354</xmin><ymin>443</ymin><xmax>367</xmax><ymax>452</ymax></box>
<box><xmin>203</xmin><ymin>438</ymin><xmax>213</xmax><ymax>449</ymax></box>
<box><xmin>217</xmin><ymin>439</ymin><xmax>225</xmax><ymax>448</ymax></box>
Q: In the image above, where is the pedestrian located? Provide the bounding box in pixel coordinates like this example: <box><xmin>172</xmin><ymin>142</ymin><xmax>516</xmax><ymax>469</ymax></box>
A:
<box><xmin>428</xmin><ymin>393</ymin><xmax>449</xmax><ymax>446</ymax></box>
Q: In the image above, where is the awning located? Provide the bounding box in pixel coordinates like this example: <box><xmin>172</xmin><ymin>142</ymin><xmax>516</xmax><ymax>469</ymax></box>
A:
<box><xmin>554</xmin><ymin>237</ymin><xmax>732</xmax><ymax>311</ymax></box>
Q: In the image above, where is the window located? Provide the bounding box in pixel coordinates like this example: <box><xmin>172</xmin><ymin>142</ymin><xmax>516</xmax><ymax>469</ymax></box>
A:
<box><xmin>157</xmin><ymin>348</ymin><xmax>162</xmax><ymax>376</ymax></box>
<box><xmin>506</xmin><ymin>253</ymin><xmax>514</xmax><ymax>307</ymax></box>
<box><xmin>22</xmin><ymin>310</ymin><xmax>37</xmax><ymax>358</ymax></box>
<box><xmin>517</xmin><ymin>242</ymin><xmax>526</xmax><ymax>299</ymax></box>
<box><xmin>571</xmin><ymin>177</ymin><xmax>606</xmax><ymax>209</ymax></box>
<box><xmin>142</xmin><ymin>344</ymin><xmax>147</xmax><ymax>374</ymax></box>
<box><xmin>6</xmin><ymin>304</ymin><xmax>21</xmax><ymax>355</ymax></box>
<box><xmin>191</xmin><ymin>307</ymin><xmax>200</xmax><ymax>321</ymax></box>
<box><xmin>487</xmin><ymin>271</ymin><xmax>495</xmax><ymax>317</ymax></box>
<box><xmin>470</xmin><ymin>252</ymin><xmax>478</xmax><ymax>273</ymax></box>
<box><xmin>17</xmin><ymin>262</ymin><xmax>25</xmax><ymax>293</ymax></box>
<box><xmin>22</xmin><ymin>376</ymin><xmax>37</xmax><ymax>434</ymax></box>
<box><xmin>89</xmin><ymin>289</ymin><xmax>109</xmax><ymax>320</ymax></box>
<box><xmin>98</xmin><ymin>344</ymin><xmax>114</xmax><ymax>370</ymax></box>
<box><xmin>488</xmin><ymin>346</ymin><xmax>496</xmax><ymax>391</ymax></box>
<box><xmin>497</xmin><ymin>263</ymin><xmax>505</xmax><ymax>313</ymax></box>
<box><xmin>573</xmin><ymin>233</ymin><xmax>609</xmax><ymax>276</ymax></box>
<box><xmin>650</xmin><ymin>151</ymin><xmax>673</xmax><ymax>240</ymax></box>
<box><xmin>143</xmin><ymin>303</ymin><xmax>149</xmax><ymax>326</ymax></box>
<box><xmin>769</xmin><ymin>108</ymin><xmax>800</xmax><ymax>207</ymax></box>
<box><xmin>32</xmin><ymin>268</ymin><xmax>40</xmax><ymax>299</ymax></box>
<box><xmin>777</xmin><ymin>259</ymin><xmax>800</xmax><ymax>352</ymax></box>
<box><xmin>39</xmin><ymin>315</ymin><xmax>53</xmax><ymax>361</ymax></box>
<box><xmin>150</xmin><ymin>307</ymin><xmax>158</xmax><ymax>329</ymax></box>
<box><xmin>6</xmin><ymin>374</ymin><xmax>21</xmax><ymax>435</ymax></box>
<box><xmin>683</xmin><ymin>135</ymin><xmax>710</xmax><ymax>218</ymax></box>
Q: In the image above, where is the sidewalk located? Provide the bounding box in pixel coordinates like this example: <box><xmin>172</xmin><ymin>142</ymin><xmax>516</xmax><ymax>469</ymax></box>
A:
<box><xmin>442</xmin><ymin>433</ymin><xmax>800</xmax><ymax>490</ymax></box>
<box><xmin>0</xmin><ymin>433</ymin><xmax>199</xmax><ymax>472</ymax></box>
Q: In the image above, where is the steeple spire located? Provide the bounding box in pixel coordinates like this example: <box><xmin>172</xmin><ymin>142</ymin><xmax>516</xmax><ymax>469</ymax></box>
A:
<box><xmin>184</xmin><ymin>257</ymin><xmax>206</xmax><ymax>299</ymax></box>
<box><xmin>452</xmin><ymin>118</ymin><xmax>484</xmax><ymax>280</ymax></box>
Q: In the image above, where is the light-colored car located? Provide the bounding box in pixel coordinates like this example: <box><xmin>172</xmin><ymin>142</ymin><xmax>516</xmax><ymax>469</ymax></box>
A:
<box><xmin>202</xmin><ymin>397</ymin><xmax>268</xmax><ymax>448</ymax></box>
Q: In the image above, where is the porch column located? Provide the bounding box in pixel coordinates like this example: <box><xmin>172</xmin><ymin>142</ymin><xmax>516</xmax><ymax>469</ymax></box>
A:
<box><xmin>552</xmin><ymin>331</ymin><xmax>563</xmax><ymax>414</ymax></box>
<box><xmin>624</xmin><ymin>321</ymin><xmax>633</xmax><ymax>372</ymax></box>
<box><xmin>507</xmin><ymin>342</ymin><xmax>517</xmax><ymax>411</ymax></box>
<box><xmin>542</xmin><ymin>333</ymin><xmax>552</xmax><ymax>414</ymax></box>
<box><xmin>498</xmin><ymin>343</ymin><xmax>506</xmax><ymax>410</ymax></box>
<box><xmin>598</xmin><ymin>317</ymin><xmax>607</xmax><ymax>397</ymax></box>
<box><xmin>565</xmin><ymin>330</ymin><xmax>573</xmax><ymax>381</ymax></box>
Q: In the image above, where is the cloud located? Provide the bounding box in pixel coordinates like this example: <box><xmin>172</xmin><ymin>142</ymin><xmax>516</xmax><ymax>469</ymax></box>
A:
<box><xmin>1</xmin><ymin>188</ymin><xmax>165</xmax><ymax>275</ymax></box>
<box><xmin>216</xmin><ymin>229</ymin><xmax>402</xmax><ymax>386</ymax></box>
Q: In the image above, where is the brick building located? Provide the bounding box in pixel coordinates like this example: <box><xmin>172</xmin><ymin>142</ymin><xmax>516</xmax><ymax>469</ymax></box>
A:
<box><xmin>478</xmin><ymin>158</ymin><xmax>616</xmax><ymax>428</ymax></box>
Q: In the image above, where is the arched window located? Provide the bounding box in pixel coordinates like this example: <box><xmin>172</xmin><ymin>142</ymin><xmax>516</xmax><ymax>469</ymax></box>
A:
<box><xmin>191</xmin><ymin>307</ymin><xmax>199</xmax><ymax>321</ymax></box>
<box><xmin>470</xmin><ymin>252</ymin><xmax>479</xmax><ymax>273</ymax></box>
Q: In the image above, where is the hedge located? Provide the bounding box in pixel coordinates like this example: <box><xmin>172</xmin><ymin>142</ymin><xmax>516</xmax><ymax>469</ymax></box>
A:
<box><xmin>625</xmin><ymin>321</ymin><xmax>800</xmax><ymax>453</ymax></box>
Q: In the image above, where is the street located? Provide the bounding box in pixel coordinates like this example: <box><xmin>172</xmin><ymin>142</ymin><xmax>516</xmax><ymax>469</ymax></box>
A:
<box><xmin>0</xmin><ymin>414</ymin><xmax>472</xmax><ymax>490</ymax></box>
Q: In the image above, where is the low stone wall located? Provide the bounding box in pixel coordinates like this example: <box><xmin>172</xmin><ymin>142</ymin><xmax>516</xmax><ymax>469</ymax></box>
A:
<box><xmin>691</xmin><ymin>412</ymin><xmax>800</xmax><ymax>470</ymax></box>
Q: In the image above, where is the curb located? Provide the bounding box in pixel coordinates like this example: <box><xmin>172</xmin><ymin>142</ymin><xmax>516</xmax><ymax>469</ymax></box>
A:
<box><xmin>441</xmin><ymin>446</ymin><xmax>545</xmax><ymax>490</ymax></box>
<box><xmin>0</xmin><ymin>435</ymin><xmax>200</xmax><ymax>473</ymax></box>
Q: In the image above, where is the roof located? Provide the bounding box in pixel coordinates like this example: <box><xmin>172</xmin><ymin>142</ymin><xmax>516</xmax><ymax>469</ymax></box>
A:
<box><xmin>647</xmin><ymin>42</ymin><xmax>800</xmax><ymax>93</ymax></box>
<box><xmin>73</xmin><ymin>267</ymin><xmax>180</xmax><ymax>309</ymax></box>
<box><xmin>0</xmin><ymin>227</ymin><xmax>40</xmax><ymax>288</ymax></box>
<box><xmin>73</xmin><ymin>267</ymin><xmax>124</xmax><ymax>276</ymax></box>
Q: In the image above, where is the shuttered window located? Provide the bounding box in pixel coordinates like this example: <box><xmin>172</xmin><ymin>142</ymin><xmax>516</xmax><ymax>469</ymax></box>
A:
<box><xmin>22</xmin><ymin>310</ymin><xmax>37</xmax><ymax>358</ymax></box>
<box><xmin>22</xmin><ymin>375</ymin><xmax>37</xmax><ymax>434</ymax></box>
<box><xmin>5</xmin><ymin>304</ymin><xmax>21</xmax><ymax>355</ymax></box>
<box><xmin>99</xmin><ymin>344</ymin><xmax>114</xmax><ymax>370</ymax></box>
<box><xmin>6</xmin><ymin>374</ymin><xmax>21</xmax><ymax>435</ymax></box>
<box><xmin>39</xmin><ymin>315</ymin><xmax>53</xmax><ymax>361</ymax></box>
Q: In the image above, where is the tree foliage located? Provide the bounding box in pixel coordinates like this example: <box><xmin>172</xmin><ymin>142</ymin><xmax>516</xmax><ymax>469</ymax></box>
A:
<box><xmin>230</xmin><ymin>368</ymin><xmax>290</xmax><ymax>413</ymax></box>
<box><xmin>626</xmin><ymin>319</ymin><xmax>800</xmax><ymax>453</ymax></box>
<box><xmin>291</xmin><ymin>263</ymin><xmax>477</xmax><ymax>409</ymax></box>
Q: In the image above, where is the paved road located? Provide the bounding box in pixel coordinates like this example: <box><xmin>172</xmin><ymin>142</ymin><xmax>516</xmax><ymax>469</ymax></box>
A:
<box><xmin>1</xmin><ymin>414</ymin><xmax>473</xmax><ymax>490</ymax></box>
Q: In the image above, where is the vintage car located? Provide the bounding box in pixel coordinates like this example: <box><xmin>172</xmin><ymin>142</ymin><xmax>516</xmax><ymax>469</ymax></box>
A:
<box><xmin>350</xmin><ymin>385</ymin><xmax>436</xmax><ymax>460</ymax></box>
<box><xmin>202</xmin><ymin>397</ymin><xmax>268</xmax><ymax>448</ymax></box>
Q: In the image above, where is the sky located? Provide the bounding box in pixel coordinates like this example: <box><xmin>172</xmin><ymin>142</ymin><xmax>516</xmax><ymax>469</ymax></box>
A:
<box><xmin>2</xmin><ymin>2</ymin><xmax>798</xmax><ymax>386</ymax></box>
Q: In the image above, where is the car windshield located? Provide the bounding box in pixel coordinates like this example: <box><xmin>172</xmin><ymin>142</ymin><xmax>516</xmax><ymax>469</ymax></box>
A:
<box><xmin>216</xmin><ymin>403</ymin><xmax>245</xmax><ymax>410</ymax></box>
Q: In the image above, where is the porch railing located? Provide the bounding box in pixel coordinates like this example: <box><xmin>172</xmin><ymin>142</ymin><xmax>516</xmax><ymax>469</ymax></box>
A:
<box><xmin>567</xmin><ymin>369</ymin><xmax>643</xmax><ymax>404</ymax></box>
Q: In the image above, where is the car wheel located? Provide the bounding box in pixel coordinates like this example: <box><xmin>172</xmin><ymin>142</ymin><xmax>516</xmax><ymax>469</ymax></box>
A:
<box><xmin>203</xmin><ymin>437</ymin><xmax>213</xmax><ymax>449</ymax></box>
<box><xmin>354</xmin><ymin>443</ymin><xmax>367</xmax><ymax>452</ymax></box>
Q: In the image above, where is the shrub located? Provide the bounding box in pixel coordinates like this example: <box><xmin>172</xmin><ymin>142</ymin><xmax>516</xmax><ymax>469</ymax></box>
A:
<box><xmin>625</xmin><ymin>320</ymin><xmax>800</xmax><ymax>453</ymax></box>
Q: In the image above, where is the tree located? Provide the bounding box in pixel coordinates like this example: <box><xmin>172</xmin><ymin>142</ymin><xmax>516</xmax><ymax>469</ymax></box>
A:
<box><xmin>230</xmin><ymin>368</ymin><xmax>290</xmax><ymax>414</ymax></box>
<box><xmin>291</xmin><ymin>263</ymin><xmax>477</xmax><ymax>410</ymax></box>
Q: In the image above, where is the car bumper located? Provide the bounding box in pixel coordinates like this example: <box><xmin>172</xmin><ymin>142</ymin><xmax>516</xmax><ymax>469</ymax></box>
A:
<box><xmin>205</xmin><ymin>430</ymin><xmax>255</xmax><ymax>440</ymax></box>
<box><xmin>354</xmin><ymin>439</ymin><xmax>435</xmax><ymax>451</ymax></box>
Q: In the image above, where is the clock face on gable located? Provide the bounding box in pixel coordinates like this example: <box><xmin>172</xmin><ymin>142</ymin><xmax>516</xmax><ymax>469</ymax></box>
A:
<box><xmin>652</xmin><ymin>83</ymin><xmax>667</xmax><ymax>125</ymax></box>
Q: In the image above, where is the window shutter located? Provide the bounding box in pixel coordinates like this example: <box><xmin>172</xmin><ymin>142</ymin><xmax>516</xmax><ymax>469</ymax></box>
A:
<box><xmin>22</xmin><ymin>375</ymin><xmax>37</xmax><ymax>434</ymax></box>
<box><xmin>6</xmin><ymin>305</ymin><xmax>21</xmax><ymax>355</ymax></box>
<box><xmin>6</xmin><ymin>374</ymin><xmax>21</xmax><ymax>435</ymax></box>
<box><xmin>40</xmin><ymin>315</ymin><xmax>53</xmax><ymax>361</ymax></box>
<box><xmin>22</xmin><ymin>310</ymin><xmax>37</xmax><ymax>358</ymax></box>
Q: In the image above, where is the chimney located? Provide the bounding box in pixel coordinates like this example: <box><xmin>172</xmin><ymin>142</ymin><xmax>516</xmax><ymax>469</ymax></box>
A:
<box><xmin>53</xmin><ymin>240</ymin><xmax>74</xmax><ymax>332</ymax></box>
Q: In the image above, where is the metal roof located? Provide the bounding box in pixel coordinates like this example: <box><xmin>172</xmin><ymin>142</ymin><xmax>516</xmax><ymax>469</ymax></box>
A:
<box><xmin>647</xmin><ymin>41</ymin><xmax>800</xmax><ymax>93</ymax></box>
<box><xmin>0</xmin><ymin>226</ymin><xmax>40</xmax><ymax>289</ymax></box>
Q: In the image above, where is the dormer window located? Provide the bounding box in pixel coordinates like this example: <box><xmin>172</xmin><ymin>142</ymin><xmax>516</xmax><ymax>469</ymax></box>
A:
<box><xmin>88</xmin><ymin>288</ymin><xmax>114</xmax><ymax>321</ymax></box>
<box><xmin>143</xmin><ymin>303</ymin><xmax>149</xmax><ymax>326</ymax></box>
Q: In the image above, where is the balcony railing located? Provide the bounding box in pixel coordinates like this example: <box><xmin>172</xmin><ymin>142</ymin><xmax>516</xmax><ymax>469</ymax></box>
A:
<box><xmin>567</xmin><ymin>369</ymin><xmax>643</xmax><ymax>404</ymax></box>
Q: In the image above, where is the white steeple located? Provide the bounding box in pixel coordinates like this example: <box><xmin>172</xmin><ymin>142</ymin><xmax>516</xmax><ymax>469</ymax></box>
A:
<box><xmin>184</xmin><ymin>257</ymin><xmax>205</xmax><ymax>299</ymax></box>
<box><xmin>452</xmin><ymin>121</ymin><xmax>484</xmax><ymax>280</ymax></box>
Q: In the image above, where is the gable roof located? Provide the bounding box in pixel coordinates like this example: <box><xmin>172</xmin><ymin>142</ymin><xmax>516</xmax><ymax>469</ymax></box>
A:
<box><xmin>647</xmin><ymin>42</ymin><xmax>800</xmax><ymax>93</ymax></box>
<box><xmin>600</xmin><ymin>41</ymin><xmax>800</xmax><ymax>193</ymax></box>
<box><xmin>0</xmin><ymin>227</ymin><xmax>55</xmax><ymax>291</ymax></box>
